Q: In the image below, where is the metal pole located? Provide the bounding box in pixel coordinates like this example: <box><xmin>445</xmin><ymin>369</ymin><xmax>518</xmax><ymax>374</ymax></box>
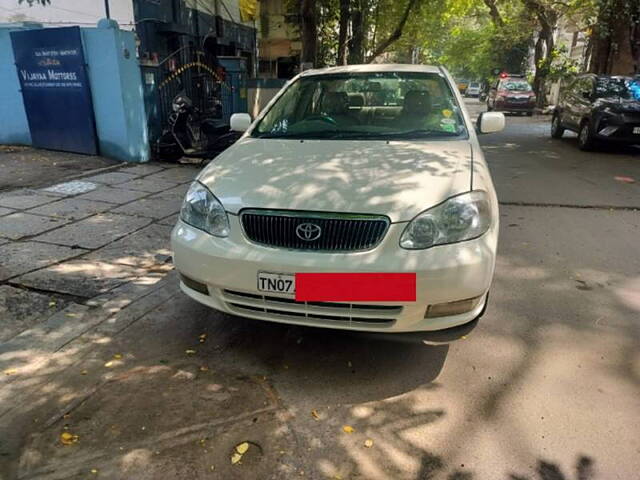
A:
<box><xmin>104</xmin><ymin>0</ymin><xmax>111</xmax><ymax>19</ymax></box>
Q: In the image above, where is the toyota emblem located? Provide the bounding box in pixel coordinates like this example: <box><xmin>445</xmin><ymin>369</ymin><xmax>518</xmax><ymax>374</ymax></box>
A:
<box><xmin>296</xmin><ymin>223</ymin><xmax>322</xmax><ymax>241</ymax></box>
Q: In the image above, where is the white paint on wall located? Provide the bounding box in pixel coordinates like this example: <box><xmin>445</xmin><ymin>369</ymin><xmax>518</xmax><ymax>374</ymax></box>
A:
<box><xmin>0</xmin><ymin>0</ymin><xmax>135</xmax><ymax>30</ymax></box>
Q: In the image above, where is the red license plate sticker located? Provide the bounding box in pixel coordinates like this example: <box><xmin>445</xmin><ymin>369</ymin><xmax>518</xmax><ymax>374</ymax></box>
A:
<box><xmin>295</xmin><ymin>273</ymin><xmax>416</xmax><ymax>302</ymax></box>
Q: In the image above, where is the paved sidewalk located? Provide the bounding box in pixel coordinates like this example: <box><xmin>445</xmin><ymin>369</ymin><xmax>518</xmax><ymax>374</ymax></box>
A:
<box><xmin>0</xmin><ymin>161</ymin><xmax>194</xmax><ymax>310</ymax></box>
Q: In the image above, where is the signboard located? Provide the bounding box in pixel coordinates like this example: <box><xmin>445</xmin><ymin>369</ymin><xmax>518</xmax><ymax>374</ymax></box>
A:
<box><xmin>11</xmin><ymin>27</ymin><xmax>98</xmax><ymax>155</ymax></box>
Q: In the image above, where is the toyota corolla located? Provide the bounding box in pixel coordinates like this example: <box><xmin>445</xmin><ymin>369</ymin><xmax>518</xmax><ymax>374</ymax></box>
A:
<box><xmin>171</xmin><ymin>64</ymin><xmax>505</xmax><ymax>332</ymax></box>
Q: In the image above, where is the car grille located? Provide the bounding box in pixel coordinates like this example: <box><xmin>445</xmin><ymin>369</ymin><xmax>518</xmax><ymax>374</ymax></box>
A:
<box><xmin>240</xmin><ymin>210</ymin><xmax>390</xmax><ymax>252</ymax></box>
<box><xmin>222</xmin><ymin>289</ymin><xmax>400</xmax><ymax>326</ymax></box>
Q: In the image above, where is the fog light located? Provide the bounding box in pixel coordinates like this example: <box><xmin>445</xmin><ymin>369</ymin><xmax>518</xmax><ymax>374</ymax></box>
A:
<box><xmin>425</xmin><ymin>295</ymin><xmax>484</xmax><ymax>318</ymax></box>
<box><xmin>179</xmin><ymin>274</ymin><xmax>209</xmax><ymax>295</ymax></box>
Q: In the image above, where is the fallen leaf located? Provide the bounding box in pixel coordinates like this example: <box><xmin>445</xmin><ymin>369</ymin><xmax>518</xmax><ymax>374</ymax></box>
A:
<box><xmin>81</xmin><ymin>370</ymin><xmax>88</xmax><ymax>375</ymax></box>
<box><xmin>60</xmin><ymin>432</ymin><xmax>79</xmax><ymax>445</ymax></box>
<box><xmin>364</xmin><ymin>439</ymin><xmax>374</xmax><ymax>448</ymax></box>
<box><xmin>65</xmin><ymin>313</ymin><xmax>77</xmax><ymax>318</ymax></box>
<box><xmin>311</xmin><ymin>409</ymin><xmax>320</xmax><ymax>420</ymax></box>
<box><xmin>199</xmin><ymin>333</ymin><xmax>207</xmax><ymax>343</ymax></box>
<box><xmin>231</xmin><ymin>452</ymin><xmax>243</xmax><ymax>464</ymax></box>
<box><xmin>342</xmin><ymin>425</ymin><xmax>355</xmax><ymax>434</ymax></box>
<box><xmin>185</xmin><ymin>349</ymin><xmax>196</xmax><ymax>355</ymax></box>
<box><xmin>159</xmin><ymin>359</ymin><xmax>169</xmax><ymax>365</ymax></box>
<box><xmin>236</xmin><ymin>442</ymin><xmax>250</xmax><ymax>455</ymax></box>
<box><xmin>49</xmin><ymin>301</ymin><xmax>56</xmax><ymax>307</ymax></box>
<box><xmin>4</xmin><ymin>369</ymin><xmax>17</xmax><ymax>376</ymax></box>
<box><xmin>199</xmin><ymin>365</ymin><xmax>209</xmax><ymax>372</ymax></box>
<box><xmin>113</xmin><ymin>354</ymin><xmax>122</xmax><ymax>360</ymax></box>
<box><xmin>614</xmin><ymin>176</ymin><xmax>635</xmax><ymax>184</ymax></box>
<box><xmin>104</xmin><ymin>361</ymin><xmax>114</xmax><ymax>368</ymax></box>
<box><xmin>90</xmin><ymin>468</ymin><xmax>98</xmax><ymax>474</ymax></box>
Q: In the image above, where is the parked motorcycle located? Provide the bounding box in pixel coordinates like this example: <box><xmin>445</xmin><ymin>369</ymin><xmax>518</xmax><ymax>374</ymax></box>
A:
<box><xmin>156</xmin><ymin>94</ymin><xmax>241</xmax><ymax>164</ymax></box>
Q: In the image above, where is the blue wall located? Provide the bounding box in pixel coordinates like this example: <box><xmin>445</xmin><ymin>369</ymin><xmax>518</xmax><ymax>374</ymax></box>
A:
<box><xmin>82</xmin><ymin>20</ymin><xmax>149</xmax><ymax>163</ymax></box>
<box><xmin>0</xmin><ymin>23</ymin><xmax>40</xmax><ymax>145</ymax></box>
<box><xmin>0</xmin><ymin>20</ymin><xmax>149</xmax><ymax>163</ymax></box>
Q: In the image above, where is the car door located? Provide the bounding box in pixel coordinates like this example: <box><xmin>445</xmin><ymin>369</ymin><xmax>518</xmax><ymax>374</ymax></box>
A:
<box><xmin>574</xmin><ymin>77</ymin><xmax>595</xmax><ymax>126</ymax></box>
<box><xmin>562</xmin><ymin>77</ymin><xmax>584</xmax><ymax>129</ymax></box>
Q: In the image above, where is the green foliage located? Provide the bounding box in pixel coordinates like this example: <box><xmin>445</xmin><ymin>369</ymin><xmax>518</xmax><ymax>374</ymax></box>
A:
<box><xmin>541</xmin><ymin>46</ymin><xmax>580</xmax><ymax>82</ymax></box>
<box><xmin>392</xmin><ymin>0</ymin><xmax>533</xmax><ymax>80</ymax></box>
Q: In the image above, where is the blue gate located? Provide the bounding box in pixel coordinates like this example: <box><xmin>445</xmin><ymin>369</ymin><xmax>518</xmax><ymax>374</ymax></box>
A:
<box><xmin>10</xmin><ymin>27</ymin><xmax>98</xmax><ymax>155</ymax></box>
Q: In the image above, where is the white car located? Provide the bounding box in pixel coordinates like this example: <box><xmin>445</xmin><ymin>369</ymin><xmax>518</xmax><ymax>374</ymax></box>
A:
<box><xmin>171</xmin><ymin>64</ymin><xmax>505</xmax><ymax>332</ymax></box>
<box><xmin>466</xmin><ymin>82</ymin><xmax>482</xmax><ymax>97</ymax></box>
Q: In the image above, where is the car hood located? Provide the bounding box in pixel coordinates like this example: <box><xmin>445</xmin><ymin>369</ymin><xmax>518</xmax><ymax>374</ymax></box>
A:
<box><xmin>197</xmin><ymin>138</ymin><xmax>472</xmax><ymax>222</ymax></box>
<box><xmin>595</xmin><ymin>97</ymin><xmax>640</xmax><ymax>113</ymax></box>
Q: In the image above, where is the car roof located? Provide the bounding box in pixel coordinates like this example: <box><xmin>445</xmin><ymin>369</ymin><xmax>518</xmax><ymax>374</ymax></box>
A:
<box><xmin>299</xmin><ymin>64</ymin><xmax>444</xmax><ymax>77</ymax></box>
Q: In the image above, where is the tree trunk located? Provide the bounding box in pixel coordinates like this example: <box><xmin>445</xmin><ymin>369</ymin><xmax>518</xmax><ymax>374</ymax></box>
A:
<box><xmin>337</xmin><ymin>0</ymin><xmax>350</xmax><ymax>65</ymax></box>
<box><xmin>366</xmin><ymin>0</ymin><xmax>420</xmax><ymax>63</ymax></box>
<box><xmin>483</xmin><ymin>0</ymin><xmax>504</xmax><ymax>28</ymax></box>
<box><xmin>532</xmin><ymin>34</ymin><xmax>545</xmax><ymax>104</ymax></box>
<box><xmin>348</xmin><ymin>0</ymin><xmax>365</xmax><ymax>64</ymax></box>
<box><xmin>588</xmin><ymin>0</ymin><xmax>637</xmax><ymax>75</ymax></box>
<box><xmin>300</xmin><ymin>0</ymin><xmax>317</xmax><ymax>68</ymax></box>
<box><xmin>609</xmin><ymin>4</ymin><xmax>635</xmax><ymax>75</ymax></box>
<box><xmin>589</xmin><ymin>25</ymin><xmax>611</xmax><ymax>73</ymax></box>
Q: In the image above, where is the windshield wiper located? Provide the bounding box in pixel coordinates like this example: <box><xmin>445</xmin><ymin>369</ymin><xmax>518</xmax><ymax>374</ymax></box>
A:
<box><xmin>382</xmin><ymin>129</ymin><xmax>462</xmax><ymax>138</ymax></box>
<box><xmin>254</xmin><ymin>130</ymin><xmax>340</xmax><ymax>139</ymax></box>
<box><xmin>254</xmin><ymin>129</ymin><xmax>462</xmax><ymax>140</ymax></box>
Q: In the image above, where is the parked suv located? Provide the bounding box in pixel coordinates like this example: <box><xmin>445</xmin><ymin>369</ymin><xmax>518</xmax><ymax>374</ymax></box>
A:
<box><xmin>172</xmin><ymin>64</ymin><xmax>506</xmax><ymax>332</ymax></box>
<box><xmin>487</xmin><ymin>74</ymin><xmax>536</xmax><ymax>115</ymax></box>
<box><xmin>551</xmin><ymin>74</ymin><xmax>640</xmax><ymax>150</ymax></box>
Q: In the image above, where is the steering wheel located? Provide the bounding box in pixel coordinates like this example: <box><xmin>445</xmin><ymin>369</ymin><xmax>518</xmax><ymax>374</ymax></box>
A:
<box><xmin>304</xmin><ymin>114</ymin><xmax>337</xmax><ymax>125</ymax></box>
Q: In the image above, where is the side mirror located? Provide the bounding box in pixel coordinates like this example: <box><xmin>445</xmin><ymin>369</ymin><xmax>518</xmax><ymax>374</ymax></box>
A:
<box><xmin>230</xmin><ymin>113</ymin><xmax>252</xmax><ymax>132</ymax></box>
<box><xmin>477</xmin><ymin>112</ymin><xmax>505</xmax><ymax>134</ymax></box>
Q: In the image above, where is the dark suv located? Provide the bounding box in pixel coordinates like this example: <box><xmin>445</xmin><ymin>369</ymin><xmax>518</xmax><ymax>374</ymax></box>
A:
<box><xmin>551</xmin><ymin>74</ymin><xmax>640</xmax><ymax>150</ymax></box>
<box><xmin>487</xmin><ymin>75</ymin><xmax>536</xmax><ymax>115</ymax></box>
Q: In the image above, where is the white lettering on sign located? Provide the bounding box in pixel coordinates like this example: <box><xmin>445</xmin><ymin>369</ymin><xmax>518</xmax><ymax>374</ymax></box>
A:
<box><xmin>47</xmin><ymin>70</ymin><xmax>77</xmax><ymax>81</ymax></box>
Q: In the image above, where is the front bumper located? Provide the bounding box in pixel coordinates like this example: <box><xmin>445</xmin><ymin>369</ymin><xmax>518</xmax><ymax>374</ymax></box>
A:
<box><xmin>495</xmin><ymin>100</ymin><xmax>534</xmax><ymax>112</ymax></box>
<box><xmin>593</xmin><ymin>114</ymin><xmax>640</xmax><ymax>144</ymax></box>
<box><xmin>171</xmin><ymin>216</ymin><xmax>498</xmax><ymax>332</ymax></box>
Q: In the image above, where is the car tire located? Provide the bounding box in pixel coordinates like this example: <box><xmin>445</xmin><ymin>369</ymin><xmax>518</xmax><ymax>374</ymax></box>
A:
<box><xmin>550</xmin><ymin>113</ymin><xmax>565</xmax><ymax>139</ymax></box>
<box><xmin>578</xmin><ymin>121</ymin><xmax>596</xmax><ymax>151</ymax></box>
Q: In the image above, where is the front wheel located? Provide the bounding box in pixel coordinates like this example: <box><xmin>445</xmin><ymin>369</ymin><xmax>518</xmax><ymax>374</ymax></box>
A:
<box><xmin>550</xmin><ymin>113</ymin><xmax>565</xmax><ymax>139</ymax></box>
<box><xmin>578</xmin><ymin>121</ymin><xmax>596</xmax><ymax>151</ymax></box>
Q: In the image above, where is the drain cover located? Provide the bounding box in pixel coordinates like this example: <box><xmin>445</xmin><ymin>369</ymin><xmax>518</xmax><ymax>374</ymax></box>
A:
<box><xmin>42</xmin><ymin>181</ymin><xmax>98</xmax><ymax>196</ymax></box>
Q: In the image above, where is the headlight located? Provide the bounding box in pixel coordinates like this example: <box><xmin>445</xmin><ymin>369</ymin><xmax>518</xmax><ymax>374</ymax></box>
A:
<box><xmin>400</xmin><ymin>191</ymin><xmax>492</xmax><ymax>250</ymax></box>
<box><xmin>180</xmin><ymin>181</ymin><xmax>230</xmax><ymax>237</ymax></box>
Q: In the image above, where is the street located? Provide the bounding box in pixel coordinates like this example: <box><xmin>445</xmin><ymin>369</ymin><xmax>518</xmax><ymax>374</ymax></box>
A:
<box><xmin>1</xmin><ymin>101</ymin><xmax>639</xmax><ymax>480</ymax></box>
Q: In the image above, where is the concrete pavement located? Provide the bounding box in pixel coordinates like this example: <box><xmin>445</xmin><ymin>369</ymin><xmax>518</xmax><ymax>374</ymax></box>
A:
<box><xmin>1</xmin><ymin>103</ymin><xmax>639</xmax><ymax>479</ymax></box>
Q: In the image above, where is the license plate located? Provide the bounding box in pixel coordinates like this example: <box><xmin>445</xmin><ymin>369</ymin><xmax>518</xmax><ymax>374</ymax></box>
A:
<box><xmin>257</xmin><ymin>272</ymin><xmax>295</xmax><ymax>295</ymax></box>
<box><xmin>634</xmin><ymin>127</ymin><xmax>640</xmax><ymax>134</ymax></box>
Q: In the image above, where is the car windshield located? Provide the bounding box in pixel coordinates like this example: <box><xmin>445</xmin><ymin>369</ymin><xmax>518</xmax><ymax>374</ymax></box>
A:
<box><xmin>594</xmin><ymin>77</ymin><xmax>634</xmax><ymax>100</ymax></box>
<box><xmin>469</xmin><ymin>83</ymin><xmax>480</xmax><ymax>88</ymax></box>
<box><xmin>502</xmin><ymin>80</ymin><xmax>532</xmax><ymax>91</ymax></box>
<box><xmin>252</xmin><ymin>71</ymin><xmax>467</xmax><ymax>140</ymax></box>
